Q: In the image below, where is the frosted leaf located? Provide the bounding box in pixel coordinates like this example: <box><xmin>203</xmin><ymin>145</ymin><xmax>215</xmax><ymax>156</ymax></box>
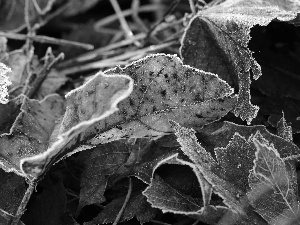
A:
<box><xmin>0</xmin><ymin>62</ymin><xmax>12</xmax><ymax>104</ymax></box>
<box><xmin>87</xmin><ymin>53</ymin><xmax>236</xmax><ymax>146</ymax></box>
<box><xmin>196</xmin><ymin>121</ymin><xmax>300</xmax><ymax>160</ymax></box>
<box><xmin>277</xmin><ymin>112</ymin><xmax>293</xmax><ymax>142</ymax></box>
<box><xmin>143</xmin><ymin>175</ymin><xmax>203</xmax><ymax>214</ymax></box>
<box><xmin>21</xmin><ymin>72</ymin><xmax>133</xmax><ymax>178</ymax></box>
<box><xmin>180</xmin><ymin>0</ymin><xmax>298</xmax><ymax>124</ymax></box>
<box><xmin>248</xmin><ymin>135</ymin><xmax>300</xmax><ymax>225</ymax></box>
<box><xmin>0</xmin><ymin>94</ymin><xmax>65</xmax><ymax>177</ymax></box>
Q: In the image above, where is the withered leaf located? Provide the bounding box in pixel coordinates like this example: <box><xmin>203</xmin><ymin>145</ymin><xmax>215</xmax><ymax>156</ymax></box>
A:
<box><xmin>248</xmin><ymin>134</ymin><xmax>300</xmax><ymax>225</ymax></box>
<box><xmin>180</xmin><ymin>0</ymin><xmax>298</xmax><ymax>124</ymax></box>
<box><xmin>0</xmin><ymin>94</ymin><xmax>65</xmax><ymax>178</ymax></box>
<box><xmin>0</xmin><ymin>168</ymin><xmax>26</xmax><ymax>215</ymax></box>
<box><xmin>87</xmin><ymin>53</ymin><xmax>236</xmax><ymax>146</ymax></box>
<box><xmin>170</xmin><ymin>120</ymin><xmax>268</xmax><ymax>224</ymax></box>
<box><xmin>78</xmin><ymin>137</ymin><xmax>180</xmax><ymax>213</ymax></box>
<box><xmin>21</xmin><ymin>72</ymin><xmax>133</xmax><ymax>178</ymax></box>
<box><xmin>21</xmin><ymin>53</ymin><xmax>235</xmax><ymax>179</ymax></box>
<box><xmin>143</xmin><ymin>175</ymin><xmax>203</xmax><ymax>214</ymax></box>
<box><xmin>196</xmin><ymin>121</ymin><xmax>300</xmax><ymax>160</ymax></box>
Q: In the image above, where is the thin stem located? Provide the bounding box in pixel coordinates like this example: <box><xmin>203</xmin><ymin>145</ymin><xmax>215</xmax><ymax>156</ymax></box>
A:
<box><xmin>188</xmin><ymin>0</ymin><xmax>196</xmax><ymax>15</ymax></box>
<box><xmin>0</xmin><ymin>32</ymin><xmax>94</xmax><ymax>50</ymax></box>
<box><xmin>109</xmin><ymin>0</ymin><xmax>135</xmax><ymax>40</ymax></box>
<box><xmin>58</xmin><ymin>41</ymin><xmax>177</xmax><ymax>75</ymax></box>
<box><xmin>94</xmin><ymin>4</ymin><xmax>162</xmax><ymax>31</ymax></box>
<box><xmin>150</xmin><ymin>220</ymin><xmax>172</xmax><ymax>225</ymax></box>
<box><xmin>112</xmin><ymin>177</ymin><xmax>132</xmax><ymax>225</ymax></box>
<box><xmin>131</xmin><ymin>0</ymin><xmax>149</xmax><ymax>33</ymax></box>
<box><xmin>10</xmin><ymin>180</ymin><xmax>37</xmax><ymax>225</ymax></box>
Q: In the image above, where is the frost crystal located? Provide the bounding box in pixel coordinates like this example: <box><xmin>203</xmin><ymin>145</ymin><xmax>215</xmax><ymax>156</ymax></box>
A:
<box><xmin>0</xmin><ymin>62</ymin><xmax>12</xmax><ymax>104</ymax></box>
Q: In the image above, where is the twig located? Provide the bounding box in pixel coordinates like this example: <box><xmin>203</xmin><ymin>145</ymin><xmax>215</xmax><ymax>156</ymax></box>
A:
<box><xmin>150</xmin><ymin>220</ymin><xmax>172</xmax><ymax>225</ymax></box>
<box><xmin>147</xmin><ymin>0</ymin><xmax>181</xmax><ymax>39</ymax></box>
<box><xmin>10</xmin><ymin>180</ymin><xmax>37</xmax><ymax>225</ymax></box>
<box><xmin>112</xmin><ymin>177</ymin><xmax>132</xmax><ymax>225</ymax></box>
<box><xmin>94</xmin><ymin>4</ymin><xmax>163</xmax><ymax>31</ymax></box>
<box><xmin>58</xmin><ymin>41</ymin><xmax>177</xmax><ymax>75</ymax></box>
<box><xmin>109</xmin><ymin>0</ymin><xmax>135</xmax><ymax>41</ymax></box>
<box><xmin>188</xmin><ymin>0</ymin><xmax>197</xmax><ymax>15</ymax></box>
<box><xmin>0</xmin><ymin>32</ymin><xmax>94</xmax><ymax>50</ymax></box>
<box><xmin>59</xmin><ymin>33</ymin><xmax>146</xmax><ymax>67</ymax></box>
<box><xmin>131</xmin><ymin>0</ymin><xmax>149</xmax><ymax>33</ymax></box>
<box><xmin>22</xmin><ymin>48</ymin><xmax>64</xmax><ymax>98</ymax></box>
<box><xmin>191</xmin><ymin>219</ymin><xmax>200</xmax><ymax>225</ymax></box>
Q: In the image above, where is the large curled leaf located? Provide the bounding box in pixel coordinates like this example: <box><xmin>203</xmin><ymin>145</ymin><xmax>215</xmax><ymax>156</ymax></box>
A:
<box><xmin>86</xmin><ymin>53</ymin><xmax>236</xmax><ymax>145</ymax></box>
<box><xmin>248</xmin><ymin>135</ymin><xmax>300</xmax><ymax>225</ymax></box>
<box><xmin>180</xmin><ymin>0</ymin><xmax>298</xmax><ymax>124</ymax></box>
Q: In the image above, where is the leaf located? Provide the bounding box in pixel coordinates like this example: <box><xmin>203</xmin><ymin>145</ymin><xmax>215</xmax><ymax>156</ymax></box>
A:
<box><xmin>214</xmin><ymin>133</ymin><xmax>256</xmax><ymax>194</ymax></box>
<box><xmin>143</xmin><ymin>175</ymin><xmax>242</xmax><ymax>225</ymax></box>
<box><xmin>169</xmin><ymin>120</ymin><xmax>268</xmax><ymax>224</ymax></box>
<box><xmin>277</xmin><ymin>113</ymin><xmax>293</xmax><ymax>142</ymax></box>
<box><xmin>21</xmin><ymin>180</ymin><xmax>67</xmax><ymax>225</ymax></box>
<box><xmin>21</xmin><ymin>72</ymin><xmax>133</xmax><ymax>178</ymax></box>
<box><xmin>88</xmin><ymin>53</ymin><xmax>236</xmax><ymax>145</ymax></box>
<box><xmin>0</xmin><ymin>94</ymin><xmax>65</xmax><ymax>177</ymax></box>
<box><xmin>78</xmin><ymin>137</ymin><xmax>180</xmax><ymax>213</ymax></box>
<box><xmin>248</xmin><ymin>135</ymin><xmax>300</xmax><ymax>225</ymax></box>
<box><xmin>0</xmin><ymin>62</ymin><xmax>11</xmax><ymax>104</ymax></box>
<box><xmin>85</xmin><ymin>192</ymin><xmax>157</xmax><ymax>225</ymax></box>
<box><xmin>196</xmin><ymin>121</ymin><xmax>300</xmax><ymax>160</ymax></box>
<box><xmin>143</xmin><ymin>175</ymin><xmax>203</xmax><ymax>214</ymax></box>
<box><xmin>21</xmin><ymin>53</ymin><xmax>235</xmax><ymax>179</ymax></box>
<box><xmin>180</xmin><ymin>0</ymin><xmax>298</xmax><ymax>124</ymax></box>
<box><xmin>78</xmin><ymin>140</ymin><xmax>130</xmax><ymax>212</ymax></box>
<box><xmin>33</xmin><ymin>69</ymin><xmax>68</xmax><ymax>100</ymax></box>
<box><xmin>0</xmin><ymin>168</ymin><xmax>26</xmax><ymax>215</ymax></box>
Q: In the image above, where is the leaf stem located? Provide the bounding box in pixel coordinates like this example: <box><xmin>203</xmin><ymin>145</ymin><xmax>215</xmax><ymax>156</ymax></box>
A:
<box><xmin>10</xmin><ymin>180</ymin><xmax>37</xmax><ymax>225</ymax></box>
<box><xmin>112</xmin><ymin>177</ymin><xmax>132</xmax><ymax>225</ymax></box>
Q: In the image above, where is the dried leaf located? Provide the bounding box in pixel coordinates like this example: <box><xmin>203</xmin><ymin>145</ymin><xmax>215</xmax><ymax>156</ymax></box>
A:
<box><xmin>196</xmin><ymin>121</ymin><xmax>300</xmax><ymax>160</ymax></box>
<box><xmin>0</xmin><ymin>168</ymin><xmax>26</xmax><ymax>215</ymax></box>
<box><xmin>21</xmin><ymin>72</ymin><xmax>133</xmax><ymax>178</ymax></box>
<box><xmin>248</xmin><ymin>134</ymin><xmax>300</xmax><ymax>225</ymax></box>
<box><xmin>180</xmin><ymin>0</ymin><xmax>298</xmax><ymax>124</ymax></box>
<box><xmin>78</xmin><ymin>137</ymin><xmax>180</xmax><ymax>213</ymax></box>
<box><xmin>143</xmin><ymin>175</ymin><xmax>242</xmax><ymax>225</ymax></box>
<box><xmin>87</xmin><ymin>53</ymin><xmax>236</xmax><ymax>146</ymax></box>
<box><xmin>34</xmin><ymin>69</ymin><xmax>68</xmax><ymax>100</ymax></box>
<box><xmin>143</xmin><ymin>175</ymin><xmax>203</xmax><ymax>214</ymax></box>
<box><xmin>277</xmin><ymin>113</ymin><xmax>293</xmax><ymax>142</ymax></box>
<box><xmin>169</xmin><ymin>120</ymin><xmax>268</xmax><ymax>224</ymax></box>
<box><xmin>0</xmin><ymin>94</ymin><xmax>65</xmax><ymax>177</ymax></box>
<box><xmin>214</xmin><ymin>133</ymin><xmax>255</xmax><ymax>193</ymax></box>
